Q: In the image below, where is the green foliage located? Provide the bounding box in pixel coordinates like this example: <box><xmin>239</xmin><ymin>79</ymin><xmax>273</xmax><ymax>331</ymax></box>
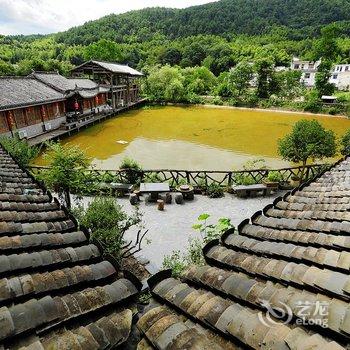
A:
<box><xmin>255</xmin><ymin>57</ymin><xmax>277</xmax><ymax>99</ymax></box>
<box><xmin>192</xmin><ymin>214</ymin><xmax>233</xmax><ymax>243</ymax></box>
<box><xmin>266</xmin><ymin>171</ymin><xmax>283</xmax><ymax>183</ymax></box>
<box><xmin>84</xmin><ymin>39</ymin><xmax>124</xmax><ymax>62</ymax></box>
<box><xmin>0</xmin><ymin>135</ymin><xmax>40</xmax><ymax>168</ymax></box>
<box><xmin>79</xmin><ymin>197</ymin><xmax>143</xmax><ymax>260</ymax></box>
<box><xmin>315</xmin><ymin>60</ymin><xmax>335</xmax><ymax>98</ymax></box>
<box><xmin>55</xmin><ymin>1</ymin><xmax>350</xmax><ymax>45</ymax></box>
<box><xmin>39</xmin><ymin>142</ymin><xmax>91</xmax><ymax>208</ymax></box>
<box><xmin>144</xmin><ymin>65</ymin><xmax>216</xmax><ymax>103</ymax></box>
<box><xmin>233</xmin><ymin>158</ymin><xmax>267</xmax><ymax>185</ymax></box>
<box><xmin>120</xmin><ymin>157</ymin><xmax>142</xmax><ymax>184</ymax></box>
<box><xmin>278</xmin><ymin>119</ymin><xmax>337</xmax><ymax>179</ymax></box>
<box><xmin>163</xmin><ymin>214</ymin><xmax>234</xmax><ymax>277</ymax></box>
<box><xmin>206</xmin><ymin>183</ymin><xmax>224</xmax><ymax>198</ymax></box>
<box><xmin>303</xmin><ymin>90</ymin><xmax>322</xmax><ymax>113</ymax></box>
<box><xmin>341</xmin><ymin>129</ymin><xmax>350</xmax><ymax>155</ymax></box>
<box><xmin>144</xmin><ymin>172</ymin><xmax>162</xmax><ymax>183</ymax></box>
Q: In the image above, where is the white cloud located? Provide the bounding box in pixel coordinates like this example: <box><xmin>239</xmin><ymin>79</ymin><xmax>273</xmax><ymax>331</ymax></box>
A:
<box><xmin>0</xmin><ymin>0</ymin><xmax>218</xmax><ymax>35</ymax></box>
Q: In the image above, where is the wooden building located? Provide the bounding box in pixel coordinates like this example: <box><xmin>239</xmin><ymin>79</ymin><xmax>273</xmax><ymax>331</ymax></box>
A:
<box><xmin>0</xmin><ymin>77</ymin><xmax>66</xmax><ymax>138</ymax></box>
<box><xmin>31</xmin><ymin>72</ymin><xmax>110</xmax><ymax>115</ymax></box>
<box><xmin>71</xmin><ymin>60</ymin><xmax>143</xmax><ymax>109</ymax></box>
<box><xmin>0</xmin><ymin>61</ymin><xmax>143</xmax><ymax>140</ymax></box>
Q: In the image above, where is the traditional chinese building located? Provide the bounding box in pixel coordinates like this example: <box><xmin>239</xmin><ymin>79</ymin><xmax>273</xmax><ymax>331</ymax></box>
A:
<box><xmin>0</xmin><ymin>61</ymin><xmax>143</xmax><ymax>141</ymax></box>
<box><xmin>31</xmin><ymin>71</ymin><xmax>110</xmax><ymax>115</ymax></box>
<box><xmin>71</xmin><ymin>60</ymin><xmax>143</xmax><ymax>109</ymax></box>
<box><xmin>0</xmin><ymin>77</ymin><xmax>66</xmax><ymax>138</ymax></box>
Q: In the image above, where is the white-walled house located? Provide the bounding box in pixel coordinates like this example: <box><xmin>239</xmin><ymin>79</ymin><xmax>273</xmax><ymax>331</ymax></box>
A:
<box><xmin>329</xmin><ymin>64</ymin><xmax>350</xmax><ymax>90</ymax></box>
<box><xmin>290</xmin><ymin>57</ymin><xmax>321</xmax><ymax>87</ymax></box>
<box><xmin>290</xmin><ymin>58</ymin><xmax>350</xmax><ymax>90</ymax></box>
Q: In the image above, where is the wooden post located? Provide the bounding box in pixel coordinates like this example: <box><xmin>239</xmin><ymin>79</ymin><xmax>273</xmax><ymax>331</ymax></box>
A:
<box><xmin>126</xmin><ymin>76</ymin><xmax>130</xmax><ymax>106</ymax></box>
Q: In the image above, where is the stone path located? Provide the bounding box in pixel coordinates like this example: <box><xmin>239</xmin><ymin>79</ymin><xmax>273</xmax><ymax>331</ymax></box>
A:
<box><xmin>79</xmin><ymin>191</ymin><xmax>284</xmax><ymax>272</ymax></box>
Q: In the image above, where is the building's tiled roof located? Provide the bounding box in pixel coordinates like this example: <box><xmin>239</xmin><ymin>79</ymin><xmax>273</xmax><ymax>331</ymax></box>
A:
<box><xmin>0</xmin><ymin>147</ymin><xmax>141</xmax><ymax>349</ymax></box>
<box><xmin>72</xmin><ymin>60</ymin><xmax>143</xmax><ymax>77</ymax></box>
<box><xmin>0</xmin><ymin>77</ymin><xmax>65</xmax><ymax>111</ymax></box>
<box><xmin>138</xmin><ymin>158</ymin><xmax>350</xmax><ymax>349</ymax></box>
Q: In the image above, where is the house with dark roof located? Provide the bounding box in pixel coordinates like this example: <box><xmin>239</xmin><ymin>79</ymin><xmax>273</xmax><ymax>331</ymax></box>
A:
<box><xmin>0</xmin><ymin>61</ymin><xmax>143</xmax><ymax>140</ymax></box>
<box><xmin>0</xmin><ymin>77</ymin><xmax>66</xmax><ymax>139</ymax></box>
<box><xmin>0</xmin><ymin>146</ymin><xmax>142</xmax><ymax>349</ymax></box>
<box><xmin>137</xmin><ymin>157</ymin><xmax>350</xmax><ymax>349</ymax></box>
<box><xmin>71</xmin><ymin>60</ymin><xmax>143</xmax><ymax>109</ymax></box>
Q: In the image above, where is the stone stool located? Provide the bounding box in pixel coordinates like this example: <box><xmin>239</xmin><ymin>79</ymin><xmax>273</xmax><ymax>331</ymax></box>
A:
<box><xmin>157</xmin><ymin>199</ymin><xmax>165</xmax><ymax>211</ymax></box>
<box><xmin>175</xmin><ymin>193</ymin><xmax>184</xmax><ymax>204</ymax></box>
<box><xmin>129</xmin><ymin>193</ymin><xmax>138</xmax><ymax>205</ymax></box>
<box><xmin>165</xmin><ymin>193</ymin><xmax>173</xmax><ymax>204</ymax></box>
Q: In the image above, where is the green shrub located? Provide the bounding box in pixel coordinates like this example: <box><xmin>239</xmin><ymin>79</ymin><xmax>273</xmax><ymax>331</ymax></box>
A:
<box><xmin>80</xmin><ymin>197</ymin><xmax>144</xmax><ymax>261</ymax></box>
<box><xmin>303</xmin><ymin>90</ymin><xmax>322</xmax><ymax>113</ymax></box>
<box><xmin>206</xmin><ymin>182</ymin><xmax>224</xmax><ymax>198</ymax></box>
<box><xmin>144</xmin><ymin>172</ymin><xmax>162</xmax><ymax>183</ymax></box>
<box><xmin>212</xmin><ymin>96</ymin><xmax>224</xmax><ymax>105</ymax></box>
<box><xmin>234</xmin><ymin>173</ymin><xmax>257</xmax><ymax>185</ymax></box>
<box><xmin>341</xmin><ymin>129</ymin><xmax>350</xmax><ymax>155</ymax></box>
<box><xmin>233</xmin><ymin>158</ymin><xmax>266</xmax><ymax>185</ymax></box>
<box><xmin>120</xmin><ymin>157</ymin><xmax>142</xmax><ymax>184</ymax></box>
<box><xmin>163</xmin><ymin>214</ymin><xmax>234</xmax><ymax>277</ymax></box>
<box><xmin>266</xmin><ymin>171</ymin><xmax>283</xmax><ymax>182</ymax></box>
<box><xmin>0</xmin><ymin>135</ymin><xmax>40</xmax><ymax>168</ymax></box>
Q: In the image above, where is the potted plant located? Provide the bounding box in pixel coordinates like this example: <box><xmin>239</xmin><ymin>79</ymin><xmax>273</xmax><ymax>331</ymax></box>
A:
<box><xmin>263</xmin><ymin>171</ymin><xmax>283</xmax><ymax>188</ymax></box>
<box><xmin>290</xmin><ymin>175</ymin><xmax>301</xmax><ymax>188</ymax></box>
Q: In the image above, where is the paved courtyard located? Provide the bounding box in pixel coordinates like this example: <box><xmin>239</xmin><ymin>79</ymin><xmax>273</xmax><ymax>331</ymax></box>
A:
<box><xmin>80</xmin><ymin>191</ymin><xmax>285</xmax><ymax>272</ymax></box>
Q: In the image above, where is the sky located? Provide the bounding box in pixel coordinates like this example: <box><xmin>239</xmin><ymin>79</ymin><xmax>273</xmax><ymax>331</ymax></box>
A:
<box><xmin>0</xmin><ymin>0</ymin><xmax>217</xmax><ymax>36</ymax></box>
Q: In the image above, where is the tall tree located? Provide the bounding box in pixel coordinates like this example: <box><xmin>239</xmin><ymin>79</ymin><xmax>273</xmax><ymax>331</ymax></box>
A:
<box><xmin>254</xmin><ymin>57</ymin><xmax>275</xmax><ymax>99</ymax></box>
<box><xmin>278</xmin><ymin>120</ymin><xmax>336</xmax><ymax>180</ymax></box>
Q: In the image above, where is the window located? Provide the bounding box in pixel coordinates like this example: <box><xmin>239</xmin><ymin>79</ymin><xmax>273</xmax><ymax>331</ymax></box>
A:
<box><xmin>294</xmin><ymin>64</ymin><xmax>300</xmax><ymax>69</ymax></box>
<box><xmin>304</xmin><ymin>73</ymin><xmax>310</xmax><ymax>79</ymax></box>
<box><xmin>333</xmin><ymin>74</ymin><xmax>338</xmax><ymax>79</ymax></box>
<box><xmin>346</xmin><ymin>66</ymin><xmax>349</xmax><ymax>72</ymax></box>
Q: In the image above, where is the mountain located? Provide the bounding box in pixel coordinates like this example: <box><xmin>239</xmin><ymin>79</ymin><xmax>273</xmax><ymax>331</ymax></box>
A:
<box><xmin>55</xmin><ymin>0</ymin><xmax>350</xmax><ymax>45</ymax></box>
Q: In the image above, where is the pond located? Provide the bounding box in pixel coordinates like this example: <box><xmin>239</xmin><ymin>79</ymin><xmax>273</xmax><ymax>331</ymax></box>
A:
<box><xmin>36</xmin><ymin>106</ymin><xmax>350</xmax><ymax>170</ymax></box>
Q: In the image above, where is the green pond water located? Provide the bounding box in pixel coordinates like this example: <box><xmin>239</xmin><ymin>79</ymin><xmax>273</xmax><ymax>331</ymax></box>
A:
<box><xmin>36</xmin><ymin>106</ymin><xmax>350</xmax><ymax>170</ymax></box>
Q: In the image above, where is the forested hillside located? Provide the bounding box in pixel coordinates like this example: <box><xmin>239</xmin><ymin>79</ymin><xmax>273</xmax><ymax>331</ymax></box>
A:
<box><xmin>55</xmin><ymin>0</ymin><xmax>350</xmax><ymax>45</ymax></box>
<box><xmin>0</xmin><ymin>0</ymin><xmax>349</xmax><ymax>80</ymax></box>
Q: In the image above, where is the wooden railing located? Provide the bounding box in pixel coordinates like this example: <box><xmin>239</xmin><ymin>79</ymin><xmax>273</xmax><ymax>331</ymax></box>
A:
<box><xmin>28</xmin><ymin>163</ymin><xmax>330</xmax><ymax>192</ymax></box>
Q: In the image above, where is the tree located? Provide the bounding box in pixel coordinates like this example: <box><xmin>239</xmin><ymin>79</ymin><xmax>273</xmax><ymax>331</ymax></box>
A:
<box><xmin>313</xmin><ymin>24</ymin><xmax>340</xmax><ymax>62</ymax></box>
<box><xmin>182</xmin><ymin>66</ymin><xmax>217</xmax><ymax>95</ymax></box>
<box><xmin>341</xmin><ymin>129</ymin><xmax>350</xmax><ymax>155</ymax></box>
<box><xmin>80</xmin><ymin>197</ymin><xmax>148</xmax><ymax>262</ymax></box>
<box><xmin>278</xmin><ymin>120</ymin><xmax>336</xmax><ymax>180</ymax></box>
<box><xmin>84</xmin><ymin>39</ymin><xmax>124</xmax><ymax>62</ymax></box>
<box><xmin>254</xmin><ymin>57</ymin><xmax>275</xmax><ymax>99</ymax></box>
<box><xmin>159</xmin><ymin>47</ymin><xmax>182</xmax><ymax>66</ymax></box>
<box><xmin>143</xmin><ymin>65</ymin><xmax>185</xmax><ymax>102</ymax></box>
<box><xmin>315</xmin><ymin>60</ymin><xmax>335</xmax><ymax>98</ymax></box>
<box><xmin>227</xmin><ymin>61</ymin><xmax>254</xmax><ymax>97</ymax></box>
<box><xmin>39</xmin><ymin>143</ymin><xmax>91</xmax><ymax>209</ymax></box>
<box><xmin>0</xmin><ymin>60</ymin><xmax>15</xmax><ymax>76</ymax></box>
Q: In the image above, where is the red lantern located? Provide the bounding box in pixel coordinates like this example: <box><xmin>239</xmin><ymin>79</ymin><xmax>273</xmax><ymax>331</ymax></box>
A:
<box><xmin>95</xmin><ymin>95</ymin><xmax>99</xmax><ymax>105</ymax></box>
<box><xmin>74</xmin><ymin>101</ymin><xmax>79</xmax><ymax>111</ymax></box>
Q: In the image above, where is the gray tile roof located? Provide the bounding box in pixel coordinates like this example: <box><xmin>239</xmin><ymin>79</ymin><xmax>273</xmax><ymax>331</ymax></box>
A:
<box><xmin>73</xmin><ymin>60</ymin><xmax>143</xmax><ymax>76</ymax></box>
<box><xmin>0</xmin><ymin>77</ymin><xmax>65</xmax><ymax>111</ymax></box>
<box><xmin>31</xmin><ymin>72</ymin><xmax>100</xmax><ymax>92</ymax></box>
<box><xmin>138</xmin><ymin>157</ymin><xmax>350</xmax><ymax>349</ymax></box>
<box><xmin>0</xmin><ymin>147</ymin><xmax>141</xmax><ymax>349</ymax></box>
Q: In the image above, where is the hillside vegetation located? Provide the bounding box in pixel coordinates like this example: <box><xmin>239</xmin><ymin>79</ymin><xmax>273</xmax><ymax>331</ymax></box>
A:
<box><xmin>55</xmin><ymin>0</ymin><xmax>350</xmax><ymax>45</ymax></box>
